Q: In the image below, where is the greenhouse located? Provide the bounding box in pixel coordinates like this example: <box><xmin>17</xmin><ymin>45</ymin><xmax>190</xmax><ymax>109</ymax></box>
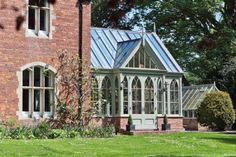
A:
<box><xmin>90</xmin><ymin>27</ymin><xmax>183</xmax><ymax>130</ymax></box>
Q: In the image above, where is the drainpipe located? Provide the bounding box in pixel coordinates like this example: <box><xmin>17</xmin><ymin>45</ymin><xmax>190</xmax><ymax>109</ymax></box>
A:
<box><xmin>79</xmin><ymin>0</ymin><xmax>83</xmax><ymax>61</ymax></box>
<box><xmin>78</xmin><ymin>0</ymin><xmax>83</xmax><ymax>126</ymax></box>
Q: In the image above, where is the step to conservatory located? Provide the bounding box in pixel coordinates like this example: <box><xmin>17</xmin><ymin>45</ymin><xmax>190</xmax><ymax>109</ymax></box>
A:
<box><xmin>121</xmin><ymin>129</ymin><xmax>180</xmax><ymax>135</ymax></box>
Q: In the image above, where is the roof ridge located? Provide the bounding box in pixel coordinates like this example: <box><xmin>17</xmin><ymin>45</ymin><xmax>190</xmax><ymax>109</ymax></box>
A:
<box><xmin>117</xmin><ymin>38</ymin><xmax>141</xmax><ymax>44</ymax></box>
<box><xmin>183</xmin><ymin>84</ymin><xmax>216</xmax><ymax>89</ymax></box>
<box><xmin>91</xmin><ymin>27</ymin><xmax>154</xmax><ymax>35</ymax></box>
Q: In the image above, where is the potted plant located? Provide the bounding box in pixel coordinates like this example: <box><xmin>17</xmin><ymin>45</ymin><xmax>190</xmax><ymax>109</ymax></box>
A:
<box><xmin>162</xmin><ymin>114</ymin><xmax>171</xmax><ymax>130</ymax></box>
<box><xmin>126</xmin><ymin>115</ymin><xmax>135</xmax><ymax>132</ymax></box>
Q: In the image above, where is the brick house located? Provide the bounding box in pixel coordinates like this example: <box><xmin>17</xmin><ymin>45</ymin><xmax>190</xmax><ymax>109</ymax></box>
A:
<box><xmin>0</xmin><ymin>0</ymin><xmax>184</xmax><ymax>131</ymax></box>
<box><xmin>0</xmin><ymin>0</ymin><xmax>91</xmax><ymax>121</ymax></box>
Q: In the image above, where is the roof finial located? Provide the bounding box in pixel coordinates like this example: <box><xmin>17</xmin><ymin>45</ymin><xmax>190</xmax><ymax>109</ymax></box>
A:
<box><xmin>153</xmin><ymin>22</ymin><xmax>156</xmax><ymax>33</ymax></box>
<box><xmin>142</xmin><ymin>24</ymin><xmax>146</xmax><ymax>47</ymax></box>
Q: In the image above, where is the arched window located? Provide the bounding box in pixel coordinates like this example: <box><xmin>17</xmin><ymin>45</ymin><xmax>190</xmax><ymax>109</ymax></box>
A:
<box><xmin>123</xmin><ymin>77</ymin><xmax>128</xmax><ymax>114</ymax></box>
<box><xmin>132</xmin><ymin>76</ymin><xmax>141</xmax><ymax>114</ymax></box>
<box><xmin>157</xmin><ymin>79</ymin><xmax>163</xmax><ymax>114</ymax></box>
<box><xmin>115</xmin><ymin>77</ymin><xmax>119</xmax><ymax>114</ymax></box>
<box><xmin>145</xmin><ymin>77</ymin><xmax>154</xmax><ymax>114</ymax></box>
<box><xmin>170</xmin><ymin>80</ymin><xmax>179</xmax><ymax>114</ymax></box>
<box><xmin>101</xmin><ymin>76</ymin><xmax>111</xmax><ymax>115</ymax></box>
<box><xmin>22</xmin><ymin>65</ymin><xmax>55</xmax><ymax>115</ymax></box>
<box><xmin>91</xmin><ymin>77</ymin><xmax>99</xmax><ymax>111</ymax></box>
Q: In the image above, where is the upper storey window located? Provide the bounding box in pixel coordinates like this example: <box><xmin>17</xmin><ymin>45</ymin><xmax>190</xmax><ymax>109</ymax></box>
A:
<box><xmin>28</xmin><ymin>0</ymin><xmax>50</xmax><ymax>37</ymax></box>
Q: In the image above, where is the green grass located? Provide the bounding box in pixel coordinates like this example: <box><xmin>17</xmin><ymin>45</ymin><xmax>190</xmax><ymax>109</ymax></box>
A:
<box><xmin>0</xmin><ymin>132</ymin><xmax>235</xmax><ymax>157</ymax></box>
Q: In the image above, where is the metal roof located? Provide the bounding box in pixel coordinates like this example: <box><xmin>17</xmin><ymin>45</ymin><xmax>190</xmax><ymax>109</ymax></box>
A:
<box><xmin>182</xmin><ymin>83</ymin><xmax>219</xmax><ymax>110</ymax></box>
<box><xmin>91</xmin><ymin>27</ymin><xmax>183</xmax><ymax>73</ymax></box>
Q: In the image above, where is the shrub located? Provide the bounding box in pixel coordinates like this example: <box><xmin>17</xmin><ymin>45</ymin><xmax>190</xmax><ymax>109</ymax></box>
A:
<box><xmin>0</xmin><ymin>120</ymin><xmax>115</xmax><ymax>139</ymax></box>
<box><xmin>48</xmin><ymin>129</ymin><xmax>67</xmax><ymax>139</ymax></box>
<box><xmin>32</xmin><ymin>121</ymin><xmax>51</xmax><ymax>139</ymax></box>
<box><xmin>79</xmin><ymin>126</ymin><xmax>115</xmax><ymax>138</ymax></box>
<box><xmin>0</xmin><ymin>125</ymin><xmax>7</xmax><ymax>139</ymax></box>
<box><xmin>127</xmin><ymin>115</ymin><xmax>133</xmax><ymax>125</ymax></box>
<box><xmin>196</xmin><ymin>91</ymin><xmax>235</xmax><ymax>130</ymax></box>
<box><xmin>163</xmin><ymin>114</ymin><xmax>168</xmax><ymax>124</ymax></box>
<box><xmin>7</xmin><ymin>127</ymin><xmax>34</xmax><ymax>139</ymax></box>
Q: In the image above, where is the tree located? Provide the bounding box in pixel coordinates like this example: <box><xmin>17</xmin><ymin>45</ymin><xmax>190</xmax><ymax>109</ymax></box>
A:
<box><xmin>91</xmin><ymin>0</ymin><xmax>151</xmax><ymax>28</ymax></box>
<box><xmin>196</xmin><ymin>91</ymin><xmax>235</xmax><ymax>130</ymax></box>
<box><xmin>92</xmin><ymin>0</ymin><xmax>236</xmax><ymax>111</ymax></box>
<box><xmin>51</xmin><ymin>49</ymin><xmax>96</xmax><ymax>128</ymax></box>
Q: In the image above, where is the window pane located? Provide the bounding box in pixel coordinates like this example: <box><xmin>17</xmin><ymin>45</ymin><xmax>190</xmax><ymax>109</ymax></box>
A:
<box><xmin>123</xmin><ymin>89</ymin><xmax>128</xmax><ymax>101</ymax></box>
<box><xmin>132</xmin><ymin>102</ymin><xmax>141</xmax><ymax>114</ymax></box>
<box><xmin>34</xmin><ymin>67</ymin><xmax>41</xmax><ymax>87</ymax></box>
<box><xmin>123</xmin><ymin>102</ymin><xmax>128</xmax><ymax>114</ymax></box>
<box><xmin>28</xmin><ymin>8</ymin><xmax>35</xmax><ymax>30</ymax></box>
<box><xmin>40</xmin><ymin>9</ymin><xmax>48</xmax><ymax>31</ymax></box>
<box><xmin>45</xmin><ymin>72</ymin><xmax>53</xmax><ymax>87</ymax></box>
<box><xmin>145</xmin><ymin>54</ymin><xmax>150</xmax><ymax>68</ymax></box>
<box><xmin>157</xmin><ymin>102</ymin><xmax>162</xmax><ymax>114</ymax></box>
<box><xmin>45</xmin><ymin>89</ymin><xmax>53</xmax><ymax>112</ymax></box>
<box><xmin>139</xmin><ymin>50</ymin><xmax>144</xmax><ymax>68</ymax></box>
<box><xmin>134</xmin><ymin>53</ymin><xmax>139</xmax><ymax>67</ymax></box>
<box><xmin>39</xmin><ymin>0</ymin><xmax>47</xmax><ymax>7</ymax></box>
<box><xmin>132</xmin><ymin>77</ymin><xmax>141</xmax><ymax>114</ymax></box>
<box><xmin>145</xmin><ymin>102</ymin><xmax>154</xmax><ymax>114</ymax></box>
<box><xmin>29</xmin><ymin>0</ymin><xmax>37</xmax><ymax>6</ymax></box>
<box><xmin>101</xmin><ymin>77</ymin><xmax>111</xmax><ymax>115</ymax></box>
<box><xmin>151</xmin><ymin>60</ymin><xmax>155</xmax><ymax>68</ymax></box>
<box><xmin>115</xmin><ymin>78</ymin><xmax>119</xmax><ymax>114</ymax></box>
<box><xmin>165</xmin><ymin>92</ymin><xmax>168</xmax><ymax>114</ymax></box>
<box><xmin>23</xmin><ymin>70</ymin><xmax>30</xmax><ymax>86</ymax></box>
<box><xmin>23</xmin><ymin>89</ymin><xmax>29</xmax><ymax>112</ymax></box>
<box><xmin>34</xmin><ymin>90</ymin><xmax>40</xmax><ymax>112</ymax></box>
<box><xmin>129</xmin><ymin>58</ymin><xmax>133</xmax><ymax>67</ymax></box>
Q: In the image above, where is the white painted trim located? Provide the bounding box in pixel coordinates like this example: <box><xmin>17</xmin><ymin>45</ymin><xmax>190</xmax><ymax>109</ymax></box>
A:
<box><xmin>152</xmin><ymin>33</ymin><xmax>183</xmax><ymax>73</ymax></box>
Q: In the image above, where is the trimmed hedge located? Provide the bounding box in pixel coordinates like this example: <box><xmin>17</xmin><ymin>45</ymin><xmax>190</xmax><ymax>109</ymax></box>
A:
<box><xmin>196</xmin><ymin>91</ymin><xmax>235</xmax><ymax>130</ymax></box>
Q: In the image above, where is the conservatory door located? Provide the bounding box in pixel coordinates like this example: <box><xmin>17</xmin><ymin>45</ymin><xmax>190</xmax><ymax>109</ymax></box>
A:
<box><xmin>132</xmin><ymin>103</ymin><xmax>156</xmax><ymax>130</ymax></box>
<box><xmin>143</xmin><ymin>103</ymin><xmax>156</xmax><ymax>129</ymax></box>
<box><xmin>131</xmin><ymin>76</ymin><xmax>156</xmax><ymax>130</ymax></box>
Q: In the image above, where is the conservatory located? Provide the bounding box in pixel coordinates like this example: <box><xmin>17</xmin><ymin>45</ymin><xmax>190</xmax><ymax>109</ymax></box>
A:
<box><xmin>90</xmin><ymin>27</ymin><xmax>184</xmax><ymax>130</ymax></box>
<box><xmin>182</xmin><ymin>83</ymin><xmax>218</xmax><ymax>130</ymax></box>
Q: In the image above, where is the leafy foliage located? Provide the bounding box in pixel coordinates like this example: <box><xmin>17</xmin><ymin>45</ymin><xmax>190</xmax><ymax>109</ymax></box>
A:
<box><xmin>51</xmin><ymin>49</ymin><xmax>98</xmax><ymax>128</ymax></box>
<box><xmin>163</xmin><ymin>114</ymin><xmax>168</xmax><ymax>124</ymax></box>
<box><xmin>196</xmin><ymin>91</ymin><xmax>235</xmax><ymax>130</ymax></box>
<box><xmin>0</xmin><ymin>121</ymin><xmax>115</xmax><ymax>139</ymax></box>
<box><xmin>127</xmin><ymin>115</ymin><xmax>133</xmax><ymax>125</ymax></box>
<box><xmin>92</xmin><ymin>0</ymin><xmax>143</xmax><ymax>28</ymax></box>
<box><xmin>92</xmin><ymin>1</ymin><xmax>236</xmax><ymax>101</ymax></box>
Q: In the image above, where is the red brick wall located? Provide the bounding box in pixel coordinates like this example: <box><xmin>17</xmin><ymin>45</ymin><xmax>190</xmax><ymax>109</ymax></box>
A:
<box><xmin>0</xmin><ymin>1</ymin><xmax>91</xmax><ymax>120</ymax></box>
<box><xmin>91</xmin><ymin>117</ymin><xmax>128</xmax><ymax>131</ymax></box>
<box><xmin>92</xmin><ymin>116</ymin><xmax>184</xmax><ymax>131</ymax></box>
<box><xmin>183</xmin><ymin>118</ymin><xmax>208</xmax><ymax>131</ymax></box>
<box><xmin>157</xmin><ymin>116</ymin><xmax>184</xmax><ymax>131</ymax></box>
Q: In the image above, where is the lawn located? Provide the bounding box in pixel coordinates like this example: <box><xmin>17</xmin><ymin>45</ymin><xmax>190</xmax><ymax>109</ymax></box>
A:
<box><xmin>0</xmin><ymin>132</ymin><xmax>235</xmax><ymax>157</ymax></box>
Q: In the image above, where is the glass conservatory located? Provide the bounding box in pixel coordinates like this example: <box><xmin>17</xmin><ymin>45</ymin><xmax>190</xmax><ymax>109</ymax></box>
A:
<box><xmin>90</xmin><ymin>27</ymin><xmax>183</xmax><ymax>130</ymax></box>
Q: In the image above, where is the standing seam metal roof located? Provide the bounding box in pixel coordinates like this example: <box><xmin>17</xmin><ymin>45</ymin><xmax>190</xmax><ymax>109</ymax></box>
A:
<box><xmin>91</xmin><ymin>27</ymin><xmax>183</xmax><ymax>73</ymax></box>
